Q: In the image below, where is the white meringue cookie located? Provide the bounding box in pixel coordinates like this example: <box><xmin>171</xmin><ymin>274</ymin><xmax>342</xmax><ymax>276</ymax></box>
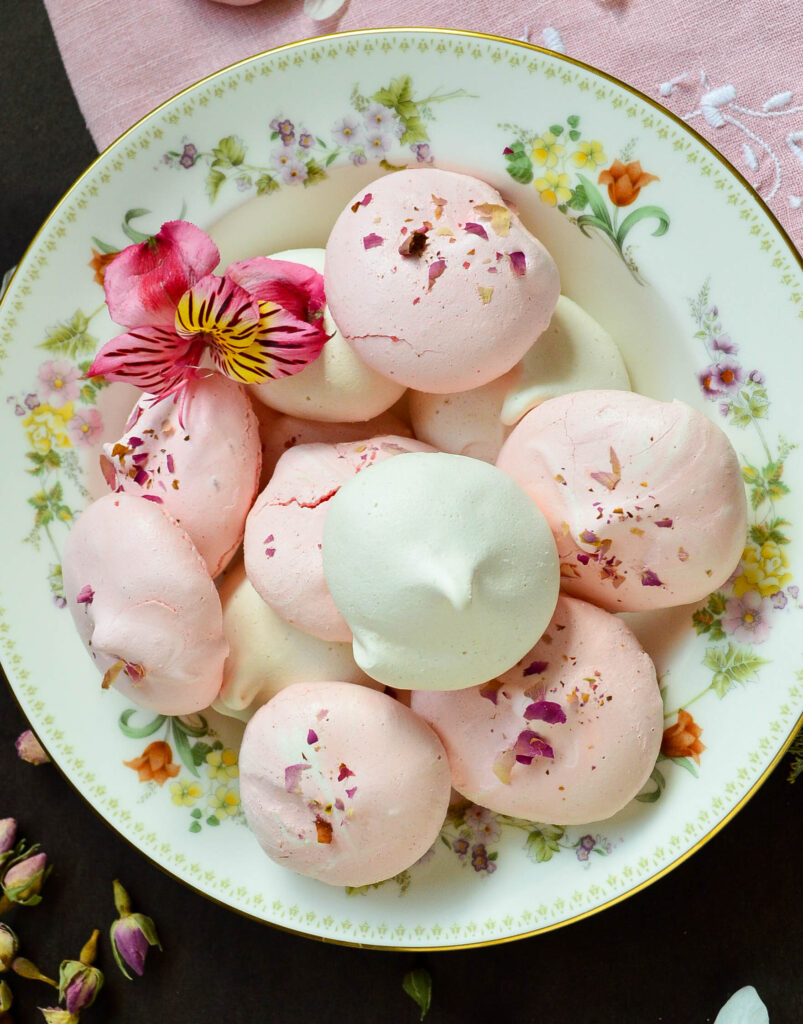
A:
<box><xmin>322</xmin><ymin>452</ymin><xmax>559</xmax><ymax>690</ymax></box>
<box><xmin>408</xmin><ymin>296</ymin><xmax>629</xmax><ymax>463</ymax></box>
<box><xmin>214</xmin><ymin>560</ymin><xmax>380</xmax><ymax>722</ymax></box>
<box><xmin>247</xmin><ymin>248</ymin><xmax>405</xmax><ymax>422</ymax></box>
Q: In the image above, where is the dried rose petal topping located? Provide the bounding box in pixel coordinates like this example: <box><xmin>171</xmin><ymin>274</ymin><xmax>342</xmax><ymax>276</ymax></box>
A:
<box><xmin>479</xmin><ymin>679</ymin><xmax>503</xmax><ymax>705</ymax></box>
<box><xmin>362</xmin><ymin>233</ymin><xmax>384</xmax><ymax>250</ymax></box>
<box><xmin>655</xmin><ymin>517</ymin><xmax>674</xmax><ymax>528</ymax></box>
<box><xmin>477</xmin><ymin>285</ymin><xmax>494</xmax><ymax>304</ymax></box>
<box><xmin>464</xmin><ymin>222</ymin><xmax>488</xmax><ymax>240</ymax></box>
<box><xmin>345</xmin><ymin>786</ymin><xmax>357</xmax><ymax>799</ymax></box>
<box><xmin>351</xmin><ymin>193</ymin><xmax>373</xmax><ymax>212</ymax></box>
<box><xmin>508</xmin><ymin>251</ymin><xmax>526</xmax><ymax>276</ymax></box>
<box><xmin>492</xmin><ymin>748</ymin><xmax>515</xmax><ymax>785</ymax></box>
<box><xmin>428</xmin><ymin>259</ymin><xmax>446</xmax><ymax>289</ymax></box>
<box><xmin>76</xmin><ymin>584</ymin><xmax>95</xmax><ymax>605</ymax></box>
<box><xmin>641</xmin><ymin>569</ymin><xmax>664</xmax><ymax>587</ymax></box>
<box><xmin>580</xmin><ymin>529</ymin><xmax>599</xmax><ymax>544</ymax></box>
<box><xmin>590</xmin><ymin>447</ymin><xmax>622</xmax><ymax>491</ymax></box>
<box><xmin>306</xmin><ymin>729</ymin><xmax>318</xmax><ymax>745</ymax></box>
<box><xmin>337</xmin><ymin>763</ymin><xmax>355</xmax><ymax>781</ymax></box>
<box><xmin>315</xmin><ymin>816</ymin><xmax>333</xmax><ymax>844</ymax></box>
<box><xmin>284</xmin><ymin>763</ymin><xmax>311</xmax><ymax>793</ymax></box>
<box><xmin>472</xmin><ymin>202</ymin><xmax>511</xmax><ymax>237</ymax></box>
<box><xmin>102</xmin><ymin>660</ymin><xmax>125</xmax><ymax>690</ymax></box>
<box><xmin>514</xmin><ymin>729</ymin><xmax>555</xmax><ymax>760</ymax></box>
<box><xmin>523</xmin><ymin>700</ymin><xmax>567</xmax><ymax>725</ymax></box>
<box><xmin>523</xmin><ymin>660</ymin><xmax>549</xmax><ymax>677</ymax></box>
<box><xmin>141</xmin><ymin>494</ymin><xmax>163</xmax><ymax>503</ymax></box>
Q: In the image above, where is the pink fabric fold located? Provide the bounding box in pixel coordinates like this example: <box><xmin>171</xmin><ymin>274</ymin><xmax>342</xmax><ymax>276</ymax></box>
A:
<box><xmin>42</xmin><ymin>0</ymin><xmax>803</xmax><ymax>249</ymax></box>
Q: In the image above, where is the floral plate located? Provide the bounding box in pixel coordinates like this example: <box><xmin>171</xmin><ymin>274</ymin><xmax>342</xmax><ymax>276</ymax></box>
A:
<box><xmin>1</xmin><ymin>29</ymin><xmax>802</xmax><ymax>949</ymax></box>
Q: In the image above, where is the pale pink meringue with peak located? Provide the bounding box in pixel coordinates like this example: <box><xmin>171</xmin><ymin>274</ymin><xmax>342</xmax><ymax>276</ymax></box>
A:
<box><xmin>239</xmin><ymin>682</ymin><xmax>451</xmax><ymax>886</ymax></box>
<box><xmin>243</xmin><ymin>435</ymin><xmax>433</xmax><ymax>641</ymax></box>
<box><xmin>496</xmin><ymin>390</ymin><xmax>747</xmax><ymax>611</ymax></box>
<box><xmin>101</xmin><ymin>372</ymin><xmax>261</xmax><ymax>578</ymax></box>
<box><xmin>412</xmin><ymin>596</ymin><xmax>663</xmax><ymax>824</ymax></box>
<box><xmin>62</xmin><ymin>493</ymin><xmax>227</xmax><ymax>715</ymax></box>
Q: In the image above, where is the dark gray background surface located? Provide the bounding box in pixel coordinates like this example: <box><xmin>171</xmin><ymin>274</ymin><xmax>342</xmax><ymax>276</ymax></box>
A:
<box><xmin>1</xmin><ymin>5</ymin><xmax>801</xmax><ymax>1022</ymax></box>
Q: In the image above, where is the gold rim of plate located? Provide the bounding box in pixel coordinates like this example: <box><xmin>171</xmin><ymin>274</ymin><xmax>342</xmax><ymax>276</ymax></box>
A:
<box><xmin>2</xmin><ymin>27</ymin><xmax>802</xmax><ymax>951</ymax></box>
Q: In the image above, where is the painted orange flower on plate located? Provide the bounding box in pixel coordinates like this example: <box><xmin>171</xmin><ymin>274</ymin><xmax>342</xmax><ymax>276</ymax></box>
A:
<box><xmin>661</xmin><ymin>709</ymin><xmax>706</xmax><ymax>764</ymax></box>
<box><xmin>123</xmin><ymin>740</ymin><xmax>181</xmax><ymax>786</ymax></box>
<box><xmin>598</xmin><ymin>159</ymin><xmax>659</xmax><ymax>207</ymax></box>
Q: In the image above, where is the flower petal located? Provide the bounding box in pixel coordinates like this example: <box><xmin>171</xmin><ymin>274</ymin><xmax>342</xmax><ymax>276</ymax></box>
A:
<box><xmin>104</xmin><ymin>221</ymin><xmax>220</xmax><ymax>328</ymax></box>
<box><xmin>87</xmin><ymin>326</ymin><xmax>200</xmax><ymax>397</ymax></box>
<box><xmin>226</xmin><ymin>257</ymin><xmax>326</xmax><ymax>322</ymax></box>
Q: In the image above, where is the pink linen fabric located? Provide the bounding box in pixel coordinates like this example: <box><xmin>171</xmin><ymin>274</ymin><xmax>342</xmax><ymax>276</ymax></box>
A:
<box><xmin>43</xmin><ymin>0</ymin><xmax>803</xmax><ymax>250</ymax></box>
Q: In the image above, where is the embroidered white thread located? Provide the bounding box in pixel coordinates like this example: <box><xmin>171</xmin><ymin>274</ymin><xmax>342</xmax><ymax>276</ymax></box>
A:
<box><xmin>789</xmin><ymin>196</ymin><xmax>802</xmax><ymax>209</ymax></box>
<box><xmin>666</xmin><ymin>71</ymin><xmax>798</xmax><ymax>203</ymax></box>
<box><xmin>763</xmin><ymin>92</ymin><xmax>793</xmax><ymax>111</ymax></box>
<box><xmin>742</xmin><ymin>143</ymin><xmax>759</xmax><ymax>172</ymax></box>
<box><xmin>659</xmin><ymin>74</ymin><xmax>688</xmax><ymax>97</ymax></box>
<box><xmin>786</xmin><ymin>132</ymin><xmax>803</xmax><ymax>169</ymax></box>
<box><xmin>519</xmin><ymin>26</ymin><xmax>531</xmax><ymax>43</ymax></box>
<box><xmin>542</xmin><ymin>27</ymin><xmax>566</xmax><ymax>54</ymax></box>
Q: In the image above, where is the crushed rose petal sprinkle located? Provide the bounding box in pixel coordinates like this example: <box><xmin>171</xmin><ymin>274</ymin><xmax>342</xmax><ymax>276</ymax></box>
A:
<box><xmin>523</xmin><ymin>700</ymin><xmax>567</xmax><ymax>724</ymax></box>
<box><xmin>655</xmin><ymin>517</ymin><xmax>674</xmax><ymax>528</ymax></box>
<box><xmin>76</xmin><ymin>585</ymin><xmax>95</xmax><ymax>605</ymax></box>
<box><xmin>306</xmin><ymin>729</ymin><xmax>318</xmax><ymax>745</ymax></box>
<box><xmin>315</xmin><ymin>816</ymin><xmax>333</xmax><ymax>844</ymax></box>
<box><xmin>464</xmin><ymin>222</ymin><xmax>489</xmax><ymax>240</ymax></box>
<box><xmin>141</xmin><ymin>494</ymin><xmax>163</xmax><ymax>503</ymax></box>
<box><xmin>513</xmin><ymin>729</ymin><xmax>555</xmax><ymax>763</ymax></box>
<box><xmin>362</xmin><ymin>233</ymin><xmax>384</xmax><ymax>250</ymax></box>
<box><xmin>509</xmin><ymin>251</ymin><xmax>527</xmax><ymax>276</ymax></box>
<box><xmin>428</xmin><ymin>259</ymin><xmax>446</xmax><ymax>288</ymax></box>
<box><xmin>479</xmin><ymin>679</ymin><xmax>503</xmax><ymax>704</ymax></box>
<box><xmin>523</xmin><ymin>660</ymin><xmax>549</xmax><ymax>677</ymax></box>
<box><xmin>345</xmin><ymin>786</ymin><xmax>357</xmax><ymax>799</ymax></box>
<box><xmin>641</xmin><ymin>569</ymin><xmax>664</xmax><ymax>586</ymax></box>
<box><xmin>284</xmin><ymin>763</ymin><xmax>311</xmax><ymax>793</ymax></box>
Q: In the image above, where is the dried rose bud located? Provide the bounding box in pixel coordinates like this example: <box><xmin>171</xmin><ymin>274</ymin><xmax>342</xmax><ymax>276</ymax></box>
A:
<box><xmin>0</xmin><ymin>925</ymin><xmax>19</xmax><ymax>972</ymax></box>
<box><xmin>15</xmin><ymin>731</ymin><xmax>50</xmax><ymax>766</ymax></box>
<box><xmin>58</xmin><ymin>930</ymin><xmax>103</xmax><ymax>1015</ymax></box>
<box><xmin>1</xmin><ymin>852</ymin><xmax>51</xmax><ymax>906</ymax></box>
<box><xmin>11</xmin><ymin>957</ymin><xmax>57</xmax><ymax>987</ymax></box>
<box><xmin>0</xmin><ymin>979</ymin><xmax>12</xmax><ymax>1012</ymax></box>
<box><xmin>109</xmin><ymin>879</ymin><xmax>161</xmax><ymax>979</ymax></box>
<box><xmin>0</xmin><ymin>821</ymin><xmax>16</xmax><ymax>856</ymax></box>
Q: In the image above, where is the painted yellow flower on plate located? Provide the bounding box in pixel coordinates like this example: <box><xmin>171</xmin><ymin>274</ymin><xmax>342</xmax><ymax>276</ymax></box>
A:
<box><xmin>732</xmin><ymin>541</ymin><xmax>792</xmax><ymax>597</ymax></box>
<box><xmin>206</xmin><ymin>747</ymin><xmax>239</xmax><ymax>781</ymax></box>
<box><xmin>572</xmin><ymin>139</ymin><xmax>607</xmax><ymax>168</ymax></box>
<box><xmin>534</xmin><ymin>171</ymin><xmax>572</xmax><ymax>206</ymax></box>
<box><xmin>22</xmin><ymin>402</ymin><xmax>75</xmax><ymax>455</ymax></box>
<box><xmin>531</xmin><ymin>131</ymin><xmax>564</xmax><ymax>168</ymax></box>
<box><xmin>170</xmin><ymin>779</ymin><xmax>203</xmax><ymax>807</ymax></box>
<box><xmin>208</xmin><ymin>785</ymin><xmax>241</xmax><ymax>818</ymax></box>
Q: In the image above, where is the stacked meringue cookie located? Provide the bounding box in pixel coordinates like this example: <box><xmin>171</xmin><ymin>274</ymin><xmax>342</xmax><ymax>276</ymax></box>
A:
<box><xmin>62</xmin><ymin>168</ymin><xmax>748</xmax><ymax>889</ymax></box>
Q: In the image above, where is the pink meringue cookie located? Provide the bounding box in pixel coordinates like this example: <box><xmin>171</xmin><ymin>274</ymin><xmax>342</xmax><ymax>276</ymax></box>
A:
<box><xmin>251</xmin><ymin>399</ymin><xmax>413</xmax><ymax>490</ymax></box>
<box><xmin>101</xmin><ymin>373</ymin><xmax>261</xmax><ymax>578</ymax></box>
<box><xmin>239</xmin><ymin>682</ymin><xmax>451</xmax><ymax>886</ymax></box>
<box><xmin>325</xmin><ymin>169</ymin><xmax>560</xmax><ymax>393</ymax></box>
<box><xmin>496</xmin><ymin>390</ymin><xmax>748</xmax><ymax>611</ymax></box>
<box><xmin>411</xmin><ymin>596</ymin><xmax>663</xmax><ymax>825</ymax></box>
<box><xmin>62</xmin><ymin>493</ymin><xmax>227</xmax><ymax>715</ymax></box>
<box><xmin>243</xmin><ymin>435</ymin><xmax>433</xmax><ymax>641</ymax></box>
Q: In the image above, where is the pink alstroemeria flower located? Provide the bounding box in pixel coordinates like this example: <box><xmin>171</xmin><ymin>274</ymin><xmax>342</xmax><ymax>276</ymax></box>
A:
<box><xmin>88</xmin><ymin>221</ymin><xmax>328</xmax><ymax>401</ymax></box>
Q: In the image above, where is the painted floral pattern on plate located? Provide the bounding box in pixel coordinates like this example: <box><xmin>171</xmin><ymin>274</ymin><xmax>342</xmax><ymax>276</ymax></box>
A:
<box><xmin>4</xmin><ymin>159</ymin><xmax>797</xmax><ymax>890</ymax></box>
